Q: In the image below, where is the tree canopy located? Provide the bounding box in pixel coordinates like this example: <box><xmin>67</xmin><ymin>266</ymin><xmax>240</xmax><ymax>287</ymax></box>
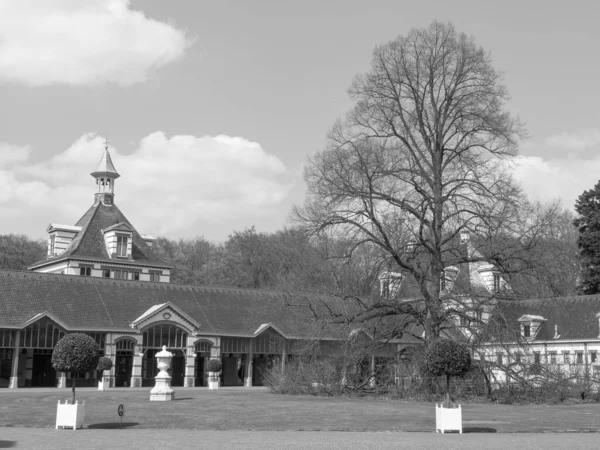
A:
<box><xmin>52</xmin><ymin>333</ymin><xmax>100</xmax><ymax>403</ymax></box>
<box><xmin>574</xmin><ymin>180</ymin><xmax>600</xmax><ymax>294</ymax></box>
<box><xmin>294</xmin><ymin>21</ymin><xmax>540</xmax><ymax>343</ymax></box>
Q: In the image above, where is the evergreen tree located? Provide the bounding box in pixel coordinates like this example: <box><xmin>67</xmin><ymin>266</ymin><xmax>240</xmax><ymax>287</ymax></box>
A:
<box><xmin>574</xmin><ymin>181</ymin><xmax>600</xmax><ymax>294</ymax></box>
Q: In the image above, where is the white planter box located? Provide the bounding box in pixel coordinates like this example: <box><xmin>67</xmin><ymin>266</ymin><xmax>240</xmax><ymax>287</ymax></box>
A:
<box><xmin>435</xmin><ymin>403</ymin><xmax>462</xmax><ymax>433</ymax></box>
<box><xmin>208</xmin><ymin>372</ymin><xmax>220</xmax><ymax>390</ymax></box>
<box><xmin>56</xmin><ymin>400</ymin><xmax>85</xmax><ymax>430</ymax></box>
<box><xmin>98</xmin><ymin>377</ymin><xmax>109</xmax><ymax>391</ymax></box>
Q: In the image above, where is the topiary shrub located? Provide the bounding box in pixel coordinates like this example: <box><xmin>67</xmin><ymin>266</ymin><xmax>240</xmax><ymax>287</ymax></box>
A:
<box><xmin>206</xmin><ymin>358</ymin><xmax>222</xmax><ymax>373</ymax></box>
<box><xmin>97</xmin><ymin>356</ymin><xmax>113</xmax><ymax>384</ymax></box>
<box><xmin>97</xmin><ymin>356</ymin><xmax>113</xmax><ymax>372</ymax></box>
<box><xmin>52</xmin><ymin>333</ymin><xmax>100</xmax><ymax>404</ymax></box>
<box><xmin>425</xmin><ymin>339</ymin><xmax>471</xmax><ymax>407</ymax></box>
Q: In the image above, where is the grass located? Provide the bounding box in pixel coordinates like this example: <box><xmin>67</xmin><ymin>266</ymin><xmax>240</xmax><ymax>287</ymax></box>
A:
<box><xmin>1</xmin><ymin>387</ymin><xmax>600</xmax><ymax>432</ymax></box>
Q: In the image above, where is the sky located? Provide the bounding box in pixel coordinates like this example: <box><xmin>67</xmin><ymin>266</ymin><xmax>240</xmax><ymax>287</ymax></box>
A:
<box><xmin>1</xmin><ymin>0</ymin><xmax>600</xmax><ymax>242</ymax></box>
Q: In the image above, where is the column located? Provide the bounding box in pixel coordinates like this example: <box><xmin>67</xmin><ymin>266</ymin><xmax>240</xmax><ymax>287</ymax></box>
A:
<box><xmin>131</xmin><ymin>341</ymin><xmax>143</xmax><ymax>387</ymax></box>
<box><xmin>184</xmin><ymin>336</ymin><xmax>195</xmax><ymax>387</ymax></box>
<box><xmin>210</xmin><ymin>337</ymin><xmax>221</xmax><ymax>359</ymax></box>
<box><xmin>105</xmin><ymin>334</ymin><xmax>115</xmax><ymax>388</ymax></box>
<box><xmin>9</xmin><ymin>330</ymin><xmax>20</xmax><ymax>389</ymax></box>
<box><xmin>244</xmin><ymin>340</ymin><xmax>253</xmax><ymax>387</ymax></box>
<box><xmin>57</xmin><ymin>372</ymin><xmax>67</xmax><ymax>388</ymax></box>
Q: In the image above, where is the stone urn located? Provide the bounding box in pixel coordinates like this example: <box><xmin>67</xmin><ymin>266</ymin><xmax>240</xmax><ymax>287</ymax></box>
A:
<box><xmin>149</xmin><ymin>346</ymin><xmax>175</xmax><ymax>401</ymax></box>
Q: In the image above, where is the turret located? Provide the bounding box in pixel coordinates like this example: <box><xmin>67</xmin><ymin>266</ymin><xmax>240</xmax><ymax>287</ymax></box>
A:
<box><xmin>91</xmin><ymin>142</ymin><xmax>120</xmax><ymax>205</ymax></box>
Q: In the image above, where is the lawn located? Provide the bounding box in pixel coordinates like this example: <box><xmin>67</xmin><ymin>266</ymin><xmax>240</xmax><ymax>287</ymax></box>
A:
<box><xmin>1</xmin><ymin>387</ymin><xmax>600</xmax><ymax>433</ymax></box>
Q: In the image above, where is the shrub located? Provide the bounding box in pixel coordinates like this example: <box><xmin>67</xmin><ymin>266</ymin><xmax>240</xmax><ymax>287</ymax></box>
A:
<box><xmin>97</xmin><ymin>356</ymin><xmax>113</xmax><ymax>372</ymax></box>
<box><xmin>206</xmin><ymin>358</ymin><xmax>222</xmax><ymax>372</ymax></box>
<box><xmin>425</xmin><ymin>339</ymin><xmax>471</xmax><ymax>406</ymax></box>
<box><xmin>52</xmin><ymin>333</ymin><xmax>100</xmax><ymax>403</ymax></box>
<box><xmin>262</xmin><ymin>356</ymin><xmax>346</xmax><ymax>396</ymax></box>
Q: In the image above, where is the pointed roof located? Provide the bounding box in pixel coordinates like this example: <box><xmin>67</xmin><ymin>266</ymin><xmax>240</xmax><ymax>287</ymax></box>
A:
<box><xmin>91</xmin><ymin>147</ymin><xmax>120</xmax><ymax>179</ymax></box>
<box><xmin>28</xmin><ymin>201</ymin><xmax>172</xmax><ymax>270</ymax></box>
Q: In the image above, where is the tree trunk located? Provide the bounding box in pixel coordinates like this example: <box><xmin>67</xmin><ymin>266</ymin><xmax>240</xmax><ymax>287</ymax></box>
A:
<box><xmin>446</xmin><ymin>374</ymin><xmax>451</xmax><ymax>407</ymax></box>
<box><xmin>72</xmin><ymin>374</ymin><xmax>76</xmax><ymax>404</ymax></box>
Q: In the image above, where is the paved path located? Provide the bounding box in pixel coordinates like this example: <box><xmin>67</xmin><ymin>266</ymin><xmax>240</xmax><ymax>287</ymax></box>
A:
<box><xmin>1</xmin><ymin>428</ymin><xmax>599</xmax><ymax>449</ymax></box>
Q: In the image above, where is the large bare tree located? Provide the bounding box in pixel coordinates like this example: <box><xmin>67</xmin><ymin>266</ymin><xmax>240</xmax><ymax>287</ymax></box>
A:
<box><xmin>294</xmin><ymin>22</ymin><xmax>546</xmax><ymax>343</ymax></box>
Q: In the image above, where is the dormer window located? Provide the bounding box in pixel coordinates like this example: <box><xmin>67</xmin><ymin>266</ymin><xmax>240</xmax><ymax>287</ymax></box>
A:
<box><xmin>117</xmin><ymin>235</ymin><xmax>128</xmax><ymax>257</ymax></box>
<box><xmin>378</xmin><ymin>272</ymin><xmax>404</xmax><ymax>299</ymax></box>
<box><xmin>518</xmin><ymin>315</ymin><xmax>547</xmax><ymax>340</ymax></box>
<box><xmin>102</xmin><ymin>222</ymin><xmax>133</xmax><ymax>259</ymax></box>
<box><xmin>441</xmin><ymin>266</ymin><xmax>459</xmax><ymax>293</ymax></box>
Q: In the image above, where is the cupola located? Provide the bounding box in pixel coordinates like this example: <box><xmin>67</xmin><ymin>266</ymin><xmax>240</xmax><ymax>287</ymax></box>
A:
<box><xmin>91</xmin><ymin>143</ymin><xmax>120</xmax><ymax>206</ymax></box>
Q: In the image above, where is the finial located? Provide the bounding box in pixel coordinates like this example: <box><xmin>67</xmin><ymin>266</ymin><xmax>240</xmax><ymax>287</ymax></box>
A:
<box><xmin>104</xmin><ymin>136</ymin><xmax>109</xmax><ymax>151</ymax></box>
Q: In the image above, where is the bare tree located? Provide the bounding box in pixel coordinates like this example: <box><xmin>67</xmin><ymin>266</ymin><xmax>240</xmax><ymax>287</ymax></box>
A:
<box><xmin>294</xmin><ymin>22</ymin><xmax>541</xmax><ymax>343</ymax></box>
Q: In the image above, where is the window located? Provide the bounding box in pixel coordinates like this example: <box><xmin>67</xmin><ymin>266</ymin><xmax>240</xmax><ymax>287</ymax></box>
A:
<box><xmin>576</xmin><ymin>352</ymin><xmax>584</xmax><ymax>364</ymax></box>
<box><xmin>460</xmin><ymin>315</ymin><xmax>469</xmax><ymax>327</ymax></box>
<box><xmin>111</xmin><ymin>269</ymin><xmax>139</xmax><ymax>281</ymax></box>
<box><xmin>515</xmin><ymin>352</ymin><xmax>522</xmax><ymax>364</ymax></box>
<box><xmin>116</xmin><ymin>235</ymin><xmax>128</xmax><ymax>257</ymax></box>
<box><xmin>150</xmin><ymin>272</ymin><xmax>161</xmax><ymax>282</ymax></box>
<box><xmin>50</xmin><ymin>235</ymin><xmax>56</xmax><ymax>256</ymax></box>
<box><xmin>493</xmin><ymin>273</ymin><xmax>501</xmax><ymax>293</ymax></box>
<box><xmin>523</xmin><ymin>324</ymin><xmax>531</xmax><ymax>338</ymax></box>
<box><xmin>381</xmin><ymin>280</ymin><xmax>390</xmax><ymax>298</ymax></box>
<box><xmin>496</xmin><ymin>352</ymin><xmax>503</xmax><ymax>366</ymax></box>
<box><xmin>591</xmin><ymin>352</ymin><xmax>597</xmax><ymax>364</ymax></box>
<box><xmin>550</xmin><ymin>352</ymin><xmax>557</xmax><ymax>364</ymax></box>
<box><xmin>79</xmin><ymin>266</ymin><xmax>91</xmax><ymax>276</ymax></box>
<box><xmin>534</xmin><ymin>352</ymin><xmax>541</xmax><ymax>365</ymax></box>
<box><xmin>563</xmin><ymin>351</ymin><xmax>570</xmax><ymax>364</ymax></box>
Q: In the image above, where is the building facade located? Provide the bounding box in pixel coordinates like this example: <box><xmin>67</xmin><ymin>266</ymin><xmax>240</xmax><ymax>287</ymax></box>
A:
<box><xmin>0</xmin><ymin>147</ymin><xmax>397</xmax><ymax>389</ymax></box>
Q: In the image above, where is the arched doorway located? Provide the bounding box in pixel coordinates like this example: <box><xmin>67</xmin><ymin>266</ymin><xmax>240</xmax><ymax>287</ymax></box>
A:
<box><xmin>194</xmin><ymin>340</ymin><xmax>212</xmax><ymax>386</ymax></box>
<box><xmin>21</xmin><ymin>318</ymin><xmax>65</xmax><ymax>387</ymax></box>
<box><xmin>141</xmin><ymin>324</ymin><xmax>188</xmax><ymax>387</ymax></box>
<box><xmin>114</xmin><ymin>339</ymin><xmax>135</xmax><ymax>387</ymax></box>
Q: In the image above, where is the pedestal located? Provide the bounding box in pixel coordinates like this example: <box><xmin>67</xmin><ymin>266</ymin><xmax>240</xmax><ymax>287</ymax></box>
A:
<box><xmin>149</xmin><ymin>345</ymin><xmax>175</xmax><ymax>401</ymax></box>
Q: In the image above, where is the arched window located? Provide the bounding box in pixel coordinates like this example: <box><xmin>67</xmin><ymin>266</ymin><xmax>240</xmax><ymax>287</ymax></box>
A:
<box><xmin>143</xmin><ymin>324</ymin><xmax>188</xmax><ymax>349</ymax></box>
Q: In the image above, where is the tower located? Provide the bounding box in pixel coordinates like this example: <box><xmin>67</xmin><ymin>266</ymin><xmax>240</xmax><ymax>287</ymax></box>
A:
<box><xmin>90</xmin><ymin>141</ymin><xmax>120</xmax><ymax>206</ymax></box>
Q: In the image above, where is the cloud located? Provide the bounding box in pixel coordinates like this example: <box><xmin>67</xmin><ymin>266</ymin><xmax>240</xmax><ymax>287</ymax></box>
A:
<box><xmin>1</xmin><ymin>133</ymin><xmax>293</xmax><ymax>240</ymax></box>
<box><xmin>511</xmin><ymin>154</ymin><xmax>600</xmax><ymax>210</ymax></box>
<box><xmin>0</xmin><ymin>0</ymin><xmax>190</xmax><ymax>86</ymax></box>
<box><xmin>0</xmin><ymin>143</ymin><xmax>31</xmax><ymax>166</ymax></box>
<box><xmin>545</xmin><ymin>128</ymin><xmax>600</xmax><ymax>151</ymax></box>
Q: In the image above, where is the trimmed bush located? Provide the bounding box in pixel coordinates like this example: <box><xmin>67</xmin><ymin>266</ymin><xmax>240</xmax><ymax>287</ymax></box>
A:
<box><xmin>97</xmin><ymin>356</ymin><xmax>113</xmax><ymax>372</ymax></box>
<box><xmin>206</xmin><ymin>358</ymin><xmax>222</xmax><ymax>372</ymax></box>
<box><xmin>52</xmin><ymin>333</ymin><xmax>100</xmax><ymax>403</ymax></box>
<box><xmin>425</xmin><ymin>339</ymin><xmax>471</xmax><ymax>406</ymax></box>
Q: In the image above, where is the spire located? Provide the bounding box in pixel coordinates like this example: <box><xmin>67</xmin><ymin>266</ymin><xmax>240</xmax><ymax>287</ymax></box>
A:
<box><xmin>91</xmin><ymin>139</ymin><xmax>120</xmax><ymax>179</ymax></box>
<box><xmin>91</xmin><ymin>140</ymin><xmax>120</xmax><ymax>206</ymax></box>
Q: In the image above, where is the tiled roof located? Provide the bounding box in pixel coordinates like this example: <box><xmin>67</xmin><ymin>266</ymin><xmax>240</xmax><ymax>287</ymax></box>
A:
<box><xmin>491</xmin><ymin>295</ymin><xmax>600</xmax><ymax>341</ymax></box>
<box><xmin>0</xmin><ymin>270</ymin><xmax>353</xmax><ymax>340</ymax></box>
<box><xmin>29</xmin><ymin>202</ymin><xmax>171</xmax><ymax>269</ymax></box>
